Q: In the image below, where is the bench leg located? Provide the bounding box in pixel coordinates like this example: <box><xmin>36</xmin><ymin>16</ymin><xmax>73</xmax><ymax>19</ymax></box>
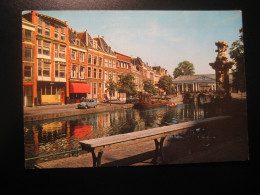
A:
<box><xmin>91</xmin><ymin>151</ymin><xmax>103</xmax><ymax>167</ymax></box>
<box><xmin>153</xmin><ymin>137</ymin><xmax>165</xmax><ymax>164</ymax></box>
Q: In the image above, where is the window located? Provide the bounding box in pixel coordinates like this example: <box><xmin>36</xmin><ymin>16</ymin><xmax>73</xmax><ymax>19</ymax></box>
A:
<box><xmin>25</xmin><ymin>30</ymin><xmax>32</xmax><ymax>42</ymax></box>
<box><xmin>99</xmin><ymin>69</ymin><xmax>102</xmax><ymax>79</ymax></box>
<box><xmin>99</xmin><ymin>57</ymin><xmax>103</xmax><ymax>66</ymax></box>
<box><xmin>25</xmin><ymin>48</ymin><xmax>32</xmax><ymax>61</ymax></box>
<box><xmin>93</xmin><ymin>56</ymin><xmax>97</xmax><ymax>65</ymax></box>
<box><xmin>126</xmin><ymin>63</ymin><xmax>129</xmax><ymax>69</ymax></box>
<box><xmin>59</xmin><ymin>45</ymin><xmax>66</xmax><ymax>59</ymax></box>
<box><xmin>61</xmin><ymin>27</ymin><xmax>65</xmax><ymax>41</ymax></box>
<box><xmin>71</xmin><ymin>50</ymin><xmax>76</xmax><ymax>60</ymax></box>
<box><xmin>104</xmin><ymin>58</ymin><xmax>108</xmax><ymax>67</ymax></box>
<box><xmin>55</xmin><ymin>26</ymin><xmax>59</xmax><ymax>39</ymax></box>
<box><xmin>55</xmin><ymin>62</ymin><xmax>59</xmax><ymax>77</ymax></box>
<box><xmin>109</xmin><ymin>71</ymin><xmax>112</xmax><ymax>80</ymax></box>
<box><xmin>71</xmin><ymin>65</ymin><xmax>77</xmax><ymax>78</ymax></box>
<box><xmin>37</xmin><ymin>18</ymin><xmax>43</xmax><ymax>34</ymax></box>
<box><xmin>104</xmin><ymin>70</ymin><xmax>107</xmax><ymax>81</ymax></box>
<box><xmin>80</xmin><ymin>66</ymin><xmax>85</xmax><ymax>79</ymax></box>
<box><xmin>55</xmin><ymin>62</ymin><xmax>66</xmax><ymax>78</ymax></box>
<box><xmin>45</xmin><ymin>23</ymin><xmax>50</xmax><ymax>37</ymax></box>
<box><xmin>38</xmin><ymin>40</ymin><xmax>50</xmax><ymax>56</ymax></box>
<box><xmin>38</xmin><ymin>59</ymin><xmax>42</xmax><ymax>76</ymax></box>
<box><xmin>93</xmin><ymin>68</ymin><xmax>97</xmax><ymax>79</ymax></box>
<box><xmin>38</xmin><ymin>59</ymin><xmax>50</xmax><ymax>77</ymax></box>
<box><xmin>59</xmin><ymin>65</ymin><xmax>66</xmax><ymax>78</ymax></box>
<box><xmin>55</xmin><ymin>44</ymin><xmax>66</xmax><ymax>59</ymax></box>
<box><xmin>88</xmin><ymin>67</ymin><xmax>92</xmax><ymax>78</ymax></box>
<box><xmin>24</xmin><ymin>66</ymin><xmax>32</xmax><ymax>78</ymax></box>
<box><xmin>113</xmin><ymin>60</ymin><xmax>116</xmax><ymax>69</ymax></box>
<box><xmin>94</xmin><ymin>83</ymin><xmax>97</xmax><ymax>95</ymax></box>
<box><xmin>80</xmin><ymin>52</ymin><xmax>85</xmax><ymax>62</ymax></box>
<box><xmin>43</xmin><ymin>62</ymin><xmax>50</xmax><ymax>77</ymax></box>
<box><xmin>88</xmin><ymin>54</ymin><xmax>92</xmax><ymax>64</ymax></box>
<box><xmin>109</xmin><ymin>59</ymin><xmax>112</xmax><ymax>68</ymax></box>
<box><xmin>113</xmin><ymin>72</ymin><xmax>116</xmax><ymax>81</ymax></box>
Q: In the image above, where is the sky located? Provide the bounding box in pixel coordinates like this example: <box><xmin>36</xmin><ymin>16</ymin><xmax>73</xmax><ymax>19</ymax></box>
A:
<box><xmin>27</xmin><ymin>10</ymin><xmax>243</xmax><ymax>75</ymax></box>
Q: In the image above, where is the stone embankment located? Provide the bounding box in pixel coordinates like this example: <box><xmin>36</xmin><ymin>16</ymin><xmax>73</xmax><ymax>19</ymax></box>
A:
<box><xmin>23</xmin><ymin>102</ymin><xmax>134</xmax><ymax>122</ymax></box>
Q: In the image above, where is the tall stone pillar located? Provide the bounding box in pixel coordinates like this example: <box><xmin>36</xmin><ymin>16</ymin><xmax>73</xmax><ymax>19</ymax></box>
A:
<box><xmin>209</xmin><ymin>41</ymin><xmax>235</xmax><ymax>99</ymax></box>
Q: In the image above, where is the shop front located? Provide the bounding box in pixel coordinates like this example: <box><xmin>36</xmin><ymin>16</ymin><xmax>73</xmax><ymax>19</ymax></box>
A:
<box><xmin>37</xmin><ymin>81</ymin><xmax>66</xmax><ymax>105</ymax></box>
<box><xmin>69</xmin><ymin>82</ymin><xmax>91</xmax><ymax>103</ymax></box>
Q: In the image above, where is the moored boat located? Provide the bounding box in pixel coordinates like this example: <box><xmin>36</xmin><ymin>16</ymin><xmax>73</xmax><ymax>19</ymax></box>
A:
<box><xmin>167</xmin><ymin>103</ymin><xmax>177</xmax><ymax>108</ymax></box>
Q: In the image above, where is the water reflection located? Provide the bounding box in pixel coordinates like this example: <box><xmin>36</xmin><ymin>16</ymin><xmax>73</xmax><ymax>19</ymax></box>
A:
<box><xmin>24</xmin><ymin>103</ymin><xmax>205</xmax><ymax>161</ymax></box>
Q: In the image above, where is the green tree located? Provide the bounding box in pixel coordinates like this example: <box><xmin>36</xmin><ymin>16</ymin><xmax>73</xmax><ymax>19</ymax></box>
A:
<box><xmin>173</xmin><ymin>60</ymin><xmax>195</xmax><ymax>78</ymax></box>
<box><xmin>143</xmin><ymin>79</ymin><xmax>158</xmax><ymax>94</ymax></box>
<box><xmin>158</xmin><ymin>75</ymin><xmax>174</xmax><ymax>95</ymax></box>
<box><xmin>117</xmin><ymin>73</ymin><xmax>137</xmax><ymax>98</ymax></box>
<box><xmin>105</xmin><ymin>77</ymin><xmax>118</xmax><ymax>105</ymax></box>
<box><xmin>229</xmin><ymin>28</ymin><xmax>246</xmax><ymax>92</ymax></box>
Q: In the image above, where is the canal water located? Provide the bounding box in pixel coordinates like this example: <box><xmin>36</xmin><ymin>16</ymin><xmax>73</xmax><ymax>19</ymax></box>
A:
<box><xmin>24</xmin><ymin>103</ymin><xmax>206</xmax><ymax>167</ymax></box>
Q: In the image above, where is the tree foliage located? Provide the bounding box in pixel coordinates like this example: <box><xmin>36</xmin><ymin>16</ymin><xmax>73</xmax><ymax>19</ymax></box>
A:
<box><xmin>105</xmin><ymin>77</ymin><xmax>118</xmax><ymax>104</ymax></box>
<box><xmin>158</xmin><ymin>75</ymin><xmax>174</xmax><ymax>95</ymax></box>
<box><xmin>229</xmin><ymin>28</ymin><xmax>246</xmax><ymax>92</ymax></box>
<box><xmin>173</xmin><ymin>61</ymin><xmax>195</xmax><ymax>78</ymax></box>
<box><xmin>117</xmin><ymin>73</ymin><xmax>137</xmax><ymax>97</ymax></box>
<box><xmin>143</xmin><ymin>79</ymin><xmax>158</xmax><ymax>94</ymax></box>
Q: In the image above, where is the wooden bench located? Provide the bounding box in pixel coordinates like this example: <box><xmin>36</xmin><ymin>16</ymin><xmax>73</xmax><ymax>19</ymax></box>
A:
<box><xmin>80</xmin><ymin>115</ymin><xmax>231</xmax><ymax>167</ymax></box>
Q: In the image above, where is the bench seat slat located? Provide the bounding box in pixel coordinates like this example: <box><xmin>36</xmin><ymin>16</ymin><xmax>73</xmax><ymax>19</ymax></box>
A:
<box><xmin>80</xmin><ymin>115</ymin><xmax>231</xmax><ymax>149</ymax></box>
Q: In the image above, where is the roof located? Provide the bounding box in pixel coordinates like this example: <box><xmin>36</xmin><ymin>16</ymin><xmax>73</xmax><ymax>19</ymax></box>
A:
<box><xmin>173</xmin><ymin>74</ymin><xmax>216</xmax><ymax>82</ymax></box>
<box><xmin>94</xmin><ymin>36</ymin><xmax>115</xmax><ymax>54</ymax></box>
<box><xmin>36</xmin><ymin>13</ymin><xmax>67</xmax><ymax>27</ymax></box>
<box><xmin>69</xmin><ymin>29</ymin><xmax>85</xmax><ymax>47</ymax></box>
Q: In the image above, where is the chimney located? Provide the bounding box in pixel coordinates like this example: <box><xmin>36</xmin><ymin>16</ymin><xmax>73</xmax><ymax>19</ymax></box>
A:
<box><xmin>31</xmin><ymin>10</ymin><xmax>36</xmax><ymax>23</ymax></box>
<box><xmin>65</xmin><ymin>21</ymin><xmax>69</xmax><ymax>26</ymax></box>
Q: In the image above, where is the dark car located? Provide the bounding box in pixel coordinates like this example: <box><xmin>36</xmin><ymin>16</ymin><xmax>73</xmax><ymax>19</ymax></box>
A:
<box><xmin>77</xmin><ymin>99</ymin><xmax>97</xmax><ymax>109</ymax></box>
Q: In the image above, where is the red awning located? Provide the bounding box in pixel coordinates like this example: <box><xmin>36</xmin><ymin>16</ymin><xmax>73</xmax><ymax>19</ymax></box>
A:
<box><xmin>70</xmin><ymin>83</ymin><xmax>91</xmax><ymax>93</ymax></box>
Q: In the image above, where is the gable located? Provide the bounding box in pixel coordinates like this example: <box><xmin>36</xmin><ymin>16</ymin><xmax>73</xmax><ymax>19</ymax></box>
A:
<box><xmin>195</xmin><ymin>76</ymin><xmax>215</xmax><ymax>81</ymax></box>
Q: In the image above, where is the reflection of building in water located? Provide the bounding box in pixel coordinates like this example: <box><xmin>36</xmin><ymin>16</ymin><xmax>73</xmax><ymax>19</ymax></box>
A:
<box><xmin>40</xmin><ymin>121</ymin><xmax>65</xmax><ymax>139</ymax></box>
<box><xmin>70</xmin><ymin>124</ymin><xmax>92</xmax><ymax>141</ymax></box>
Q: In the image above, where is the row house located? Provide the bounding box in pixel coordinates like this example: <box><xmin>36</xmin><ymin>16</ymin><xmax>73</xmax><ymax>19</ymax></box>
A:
<box><xmin>23</xmin><ymin>11</ymin><xmax>69</xmax><ymax>105</ymax></box>
<box><xmin>93</xmin><ymin>35</ymin><xmax>118</xmax><ymax>100</ymax></box>
<box><xmin>152</xmin><ymin>66</ymin><xmax>169</xmax><ymax>87</ymax></box>
<box><xmin>115</xmin><ymin>51</ymin><xmax>131</xmax><ymax>100</ymax></box>
<box><xmin>67</xmin><ymin>29</ymin><xmax>90</xmax><ymax>103</ymax></box>
<box><xmin>22</xmin><ymin>17</ymin><xmax>36</xmax><ymax>107</ymax></box>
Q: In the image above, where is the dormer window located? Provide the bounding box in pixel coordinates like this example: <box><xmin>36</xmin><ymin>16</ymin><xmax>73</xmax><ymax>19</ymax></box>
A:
<box><xmin>93</xmin><ymin>40</ymin><xmax>97</xmax><ymax>49</ymax></box>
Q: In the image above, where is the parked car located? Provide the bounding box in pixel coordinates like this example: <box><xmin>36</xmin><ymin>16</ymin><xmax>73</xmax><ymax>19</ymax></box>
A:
<box><xmin>77</xmin><ymin>99</ymin><xmax>97</xmax><ymax>109</ymax></box>
<box><xmin>126</xmin><ymin>97</ymin><xmax>137</xmax><ymax>103</ymax></box>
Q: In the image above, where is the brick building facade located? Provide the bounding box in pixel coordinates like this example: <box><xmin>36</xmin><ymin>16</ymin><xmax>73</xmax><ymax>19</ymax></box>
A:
<box><xmin>22</xmin><ymin>11</ymin><xmax>170</xmax><ymax>106</ymax></box>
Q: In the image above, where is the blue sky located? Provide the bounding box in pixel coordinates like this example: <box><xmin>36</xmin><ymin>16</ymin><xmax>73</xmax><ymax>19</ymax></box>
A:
<box><xmin>28</xmin><ymin>10</ymin><xmax>243</xmax><ymax>75</ymax></box>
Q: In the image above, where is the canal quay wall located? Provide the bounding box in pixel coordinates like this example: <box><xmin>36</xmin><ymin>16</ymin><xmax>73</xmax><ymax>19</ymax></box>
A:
<box><xmin>23</xmin><ymin>102</ymin><xmax>134</xmax><ymax>122</ymax></box>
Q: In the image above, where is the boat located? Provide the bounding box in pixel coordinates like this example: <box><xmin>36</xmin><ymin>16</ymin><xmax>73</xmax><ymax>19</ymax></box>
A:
<box><xmin>134</xmin><ymin>92</ymin><xmax>169</xmax><ymax>109</ymax></box>
<box><xmin>167</xmin><ymin>103</ymin><xmax>177</xmax><ymax>108</ymax></box>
